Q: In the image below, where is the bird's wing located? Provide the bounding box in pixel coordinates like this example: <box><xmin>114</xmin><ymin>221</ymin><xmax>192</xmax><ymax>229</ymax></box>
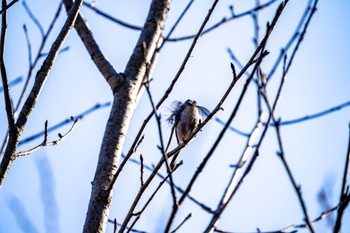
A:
<box><xmin>197</xmin><ymin>105</ymin><xmax>210</xmax><ymax>118</ymax></box>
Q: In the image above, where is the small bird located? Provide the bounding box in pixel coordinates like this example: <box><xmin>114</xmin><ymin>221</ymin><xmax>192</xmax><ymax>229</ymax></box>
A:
<box><xmin>167</xmin><ymin>99</ymin><xmax>210</xmax><ymax>168</ymax></box>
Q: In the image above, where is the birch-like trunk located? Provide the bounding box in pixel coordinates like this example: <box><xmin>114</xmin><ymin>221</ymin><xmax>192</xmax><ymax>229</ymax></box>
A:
<box><xmin>81</xmin><ymin>1</ymin><xmax>171</xmax><ymax>232</ymax></box>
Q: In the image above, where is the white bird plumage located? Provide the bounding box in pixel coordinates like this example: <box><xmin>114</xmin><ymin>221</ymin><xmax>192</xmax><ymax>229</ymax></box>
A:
<box><xmin>167</xmin><ymin>99</ymin><xmax>210</xmax><ymax>168</ymax></box>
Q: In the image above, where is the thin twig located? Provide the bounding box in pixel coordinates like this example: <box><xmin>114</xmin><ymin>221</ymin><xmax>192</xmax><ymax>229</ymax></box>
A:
<box><xmin>212</xmin><ymin>112</ymin><xmax>265</xmax><ymax>224</ymax></box>
<box><xmin>23</xmin><ymin>24</ymin><xmax>32</xmax><ymax>67</ymax></box>
<box><xmin>282</xmin><ymin>197</ymin><xmax>350</xmax><ymax>233</ymax></box>
<box><xmin>63</xmin><ymin>0</ymin><xmax>119</xmax><ymax>89</ymax></box>
<box><xmin>258</xmin><ymin>1</ymin><xmax>320</xmax><ymax>230</ymax></box>
<box><xmin>127</xmin><ymin>162</ymin><xmax>183</xmax><ymax>233</ymax></box>
<box><xmin>165</xmin><ymin>36</ymin><xmax>268</xmax><ymax>233</ymax></box>
<box><xmin>139</xmin><ymin>154</ymin><xmax>144</xmax><ymax>186</ymax></box>
<box><xmin>16</xmin><ymin>119</ymin><xmax>79</xmax><ymax>157</ymax></box>
<box><xmin>0</xmin><ymin>0</ymin><xmax>16</xmax><ymax>132</ymax></box>
<box><xmin>0</xmin><ymin>76</ymin><xmax>22</xmax><ymax>92</ymax></box>
<box><xmin>279</xmin><ymin>100</ymin><xmax>350</xmax><ymax>126</ymax></box>
<box><xmin>223</xmin><ymin>6</ymin><xmax>317</xmax><ymax>228</ymax></box>
<box><xmin>159</xmin><ymin>0</ymin><xmax>195</xmax><ymax>50</ymax></box>
<box><xmin>0</xmin><ymin>0</ymin><xmax>83</xmax><ymax>187</ymax></box>
<box><xmin>133</xmin><ymin>135</ymin><xmax>144</xmax><ymax>154</ymax></box>
<box><xmin>214</xmin><ymin>118</ymin><xmax>250</xmax><ymax>137</ymax></box>
<box><xmin>285</xmin><ymin>0</ymin><xmax>318</xmax><ymax>73</ymax></box>
<box><xmin>82</xmin><ymin>1</ymin><xmax>142</xmax><ymax>31</ymax></box>
<box><xmin>267</xmin><ymin>0</ymin><xmax>313</xmax><ymax>79</ymax></box>
<box><xmin>122</xmin><ymin>153</ymin><xmax>214</xmax><ymax>213</ymax></box>
<box><xmin>252</xmin><ymin>0</ymin><xmax>263</xmax><ymax>116</ymax></box>
<box><xmin>216</xmin><ymin>99</ymin><xmax>350</xmax><ymax>135</ymax></box>
<box><xmin>163</xmin><ymin>4</ymin><xmax>271</xmax><ymax>231</ymax></box>
<box><xmin>261</xmin><ymin>2</ymin><xmax>320</xmax><ymax>230</ymax></box>
<box><xmin>166</xmin><ymin>0</ymin><xmax>277</xmax><ymax>42</ymax></box>
<box><xmin>113</xmin><ymin>218</ymin><xmax>117</xmax><ymax>233</ymax></box>
<box><xmin>40</xmin><ymin>46</ymin><xmax>70</xmax><ymax>57</ymax></box>
<box><xmin>203</xmin><ymin>51</ymin><xmax>269</xmax><ymax>233</ymax></box>
<box><xmin>113</xmin><ymin>0</ymin><xmax>221</xmax><ymax>190</ymax></box>
<box><xmin>201</xmin><ymin>2</ymin><xmax>295</xmax><ymax>232</ymax></box>
<box><xmin>0</xmin><ymin>2</ymin><xmax>64</xmax><ymax>160</ymax></box>
<box><xmin>118</xmin><ymin>157</ymin><xmax>167</xmax><ymax>232</ymax></box>
<box><xmin>273</xmin><ymin>118</ymin><xmax>315</xmax><ymax>232</ymax></box>
<box><xmin>333</xmin><ymin>123</ymin><xmax>350</xmax><ymax>233</ymax></box>
<box><xmin>0</xmin><ymin>0</ymin><xmax>18</xmax><ymax>15</ymax></box>
<box><xmin>17</xmin><ymin>102</ymin><xmax>110</xmax><ymax>146</ymax></box>
<box><xmin>22</xmin><ymin>0</ymin><xmax>45</xmax><ymax>37</ymax></box>
<box><xmin>15</xmin><ymin>2</ymin><xmax>63</xmax><ymax>114</ymax></box>
<box><xmin>170</xmin><ymin>213</ymin><xmax>192</xmax><ymax>233</ymax></box>
<box><xmin>163</xmin><ymin>39</ymin><xmax>269</xmax><ymax>169</ymax></box>
<box><xmin>165</xmin><ymin>126</ymin><xmax>176</xmax><ymax>152</ymax></box>
<box><xmin>251</xmin><ymin>0</ymin><xmax>260</xmax><ymax>48</ymax></box>
<box><xmin>107</xmin><ymin>219</ymin><xmax>147</xmax><ymax>233</ymax></box>
<box><xmin>214</xmin><ymin>197</ymin><xmax>349</xmax><ymax>233</ymax></box>
<box><xmin>145</xmin><ymin>81</ymin><xmax>178</xmax><ymax>208</ymax></box>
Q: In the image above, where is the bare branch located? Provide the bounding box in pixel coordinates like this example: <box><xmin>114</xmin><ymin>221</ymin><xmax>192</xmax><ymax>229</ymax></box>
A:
<box><xmin>22</xmin><ymin>0</ymin><xmax>45</xmax><ymax>37</ymax></box>
<box><xmin>113</xmin><ymin>218</ymin><xmax>117</xmax><ymax>233</ymax></box>
<box><xmin>209</xmin><ymin>112</ymin><xmax>265</xmax><ymax>228</ymax></box>
<box><xmin>333</xmin><ymin>124</ymin><xmax>350</xmax><ymax>232</ymax></box>
<box><xmin>0</xmin><ymin>76</ymin><xmax>22</xmax><ymax>92</ymax></box>
<box><xmin>15</xmin><ymin>2</ymin><xmax>63</xmax><ymax>114</ymax></box>
<box><xmin>17</xmin><ymin>102</ymin><xmax>110</xmax><ymax>146</ymax></box>
<box><xmin>82</xmin><ymin>1</ymin><xmax>142</xmax><ymax>31</ymax></box>
<box><xmin>107</xmin><ymin>219</ymin><xmax>148</xmax><ymax>233</ymax></box>
<box><xmin>114</xmin><ymin>0</ymin><xmax>221</xmax><ymax>191</ymax></box>
<box><xmin>200</xmin><ymin>2</ymin><xmax>298</xmax><ymax>231</ymax></box>
<box><xmin>0</xmin><ymin>0</ymin><xmax>15</xmax><ymax>131</ymax></box>
<box><xmin>279</xmin><ymin>100</ymin><xmax>350</xmax><ymax>126</ymax></box>
<box><xmin>143</xmin><ymin>80</ymin><xmax>178</xmax><ymax>208</ymax></box>
<box><xmin>166</xmin><ymin>0</ymin><xmax>278</xmax><ymax>42</ymax></box>
<box><xmin>165</xmin><ymin>44</ymin><xmax>268</xmax><ymax>233</ymax></box>
<box><xmin>82</xmin><ymin>0</ymin><xmax>171</xmax><ymax>231</ymax></box>
<box><xmin>214</xmin><ymin>117</ymin><xmax>250</xmax><ymax>137</ymax></box>
<box><xmin>118</xmin><ymin>156</ymin><xmax>167</xmax><ymax>232</ymax></box>
<box><xmin>127</xmin><ymin>162</ymin><xmax>183</xmax><ymax>233</ymax></box>
<box><xmin>63</xmin><ymin>0</ymin><xmax>119</xmax><ymax>89</ymax></box>
<box><xmin>0</xmin><ymin>0</ymin><xmax>18</xmax><ymax>15</ymax></box>
<box><xmin>273</xmin><ymin>118</ymin><xmax>315</xmax><ymax>232</ymax></box>
<box><xmin>119</xmin><ymin>78</ymin><xmax>180</xmax><ymax>232</ymax></box>
<box><xmin>0</xmin><ymin>0</ymin><xmax>83</xmax><ymax>188</ymax></box>
<box><xmin>161</xmin><ymin>0</ymin><xmax>195</xmax><ymax>48</ymax></box>
<box><xmin>16</xmin><ymin>119</ymin><xmax>79</xmax><ymax>157</ymax></box>
<box><xmin>139</xmin><ymin>154</ymin><xmax>144</xmax><ymax>186</ymax></box>
<box><xmin>22</xmin><ymin>24</ymin><xmax>33</xmax><ymax>67</ymax></box>
<box><xmin>268</xmin><ymin>0</ymin><xmax>314</xmax><ymax>78</ymax></box>
<box><xmin>256</xmin><ymin>2</ymin><xmax>320</xmax><ymax>231</ymax></box>
<box><xmin>170</xmin><ymin>213</ymin><xmax>192</xmax><ymax>233</ymax></box>
<box><xmin>216</xmin><ymin>99</ymin><xmax>350</xmax><ymax>136</ymax></box>
<box><xmin>285</xmin><ymin>0</ymin><xmax>318</xmax><ymax>73</ymax></box>
<box><xmin>214</xmin><ymin>199</ymin><xmax>348</xmax><ymax>233</ymax></box>
<box><xmin>122</xmin><ymin>153</ymin><xmax>214</xmax><ymax>213</ymax></box>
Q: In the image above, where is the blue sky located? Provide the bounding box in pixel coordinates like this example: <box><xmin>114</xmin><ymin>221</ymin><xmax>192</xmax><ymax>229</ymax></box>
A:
<box><xmin>1</xmin><ymin>0</ymin><xmax>350</xmax><ymax>232</ymax></box>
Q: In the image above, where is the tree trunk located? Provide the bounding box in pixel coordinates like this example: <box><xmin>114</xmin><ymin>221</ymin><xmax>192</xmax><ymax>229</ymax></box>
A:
<box><xmin>82</xmin><ymin>1</ymin><xmax>171</xmax><ymax>232</ymax></box>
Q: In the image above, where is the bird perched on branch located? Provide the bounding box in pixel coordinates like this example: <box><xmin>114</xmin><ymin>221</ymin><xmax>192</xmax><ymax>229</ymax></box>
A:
<box><xmin>167</xmin><ymin>99</ymin><xmax>210</xmax><ymax>168</ymax></box>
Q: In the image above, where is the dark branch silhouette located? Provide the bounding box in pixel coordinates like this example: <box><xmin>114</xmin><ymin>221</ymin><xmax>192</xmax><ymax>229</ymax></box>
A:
<box><xmin>82</xmin><ymin>1</ymin><xmax>142</xmax><ymax>30</ymax></box>
<box><xmin>0</xmin><ymin>0</ymin><xmax>18</xmax><ymax>15</ymax></box>
<box><xmin>18</xmin><ymin>102</ymin><xmax>110</xmax><ymax>146</ymax></box>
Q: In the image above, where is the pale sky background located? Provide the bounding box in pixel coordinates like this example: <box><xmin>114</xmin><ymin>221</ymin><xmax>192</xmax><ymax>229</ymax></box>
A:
<box><xmin>0</xmin><ymin>0</ymin><xmax>350</xmax><ymax>233</ymax></box>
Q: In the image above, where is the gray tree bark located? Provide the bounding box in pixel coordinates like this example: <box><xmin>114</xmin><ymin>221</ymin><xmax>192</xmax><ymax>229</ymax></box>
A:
<box><xmin>0</xmin><ymin>0</ymin><xmax>83</xmax><ymax>187</ymax></box>
<box><xmin>71</xmin><ymin>1</ymin><xmax>172</xmax><ymax>232</ymax></box>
